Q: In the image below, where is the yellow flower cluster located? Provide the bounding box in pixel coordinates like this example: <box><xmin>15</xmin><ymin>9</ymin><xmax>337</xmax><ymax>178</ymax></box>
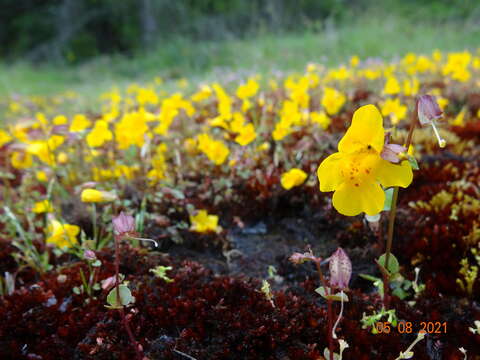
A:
<box><xmin>1</xmin><ymin>49</ymin><xmax>480</xmax><ymax>249</ymax></box>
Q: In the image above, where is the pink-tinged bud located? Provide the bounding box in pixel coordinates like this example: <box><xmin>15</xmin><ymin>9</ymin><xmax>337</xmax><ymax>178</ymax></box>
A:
<box><xmin>381</xmin><ymin>143</ymin><xmax>406</xmax><ymax>163</ymax></box>
<box><xmin>417</xmin><ymin>95</ymin><xmax>442</xmax><ymax>126</ymax></box>
<box><xmin>101</xmin><ymin>275</ymin><xmax>117</xmax><ymax>291</ymax></box>
<box><xmin>329</xmin><ymin>247</ymin><xmax>352</xmax><ymax>290</ymax></box>
<box><xmin>84</xmin><ymin>249</ymin><xmax>97</xmax><ymax>260</ymax></box>
<box><xmin>112</xmin><ymin>212</ymin><xmax>135</xmax><ymax>236</ymax></box>
<box><xmin>289</xmin><ymin>252</ymin><xmax>318</xmax><ymax>265</ymax></box>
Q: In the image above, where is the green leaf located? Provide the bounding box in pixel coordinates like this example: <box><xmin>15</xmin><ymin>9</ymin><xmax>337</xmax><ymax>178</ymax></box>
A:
<box><xmin>106</xmin><ymin>284</ymin><xmax>135</xmax><ymax>309</ymax></box>
<box><xmin>378</xmin><ymin>253</ymin><xmax>400</xmax><ymax>274</ymax></box>
<box><xmin>392</xmin><ymin>287</ymin><xmax>409</xmax><ymax>300</ymax></box>
<box><xmin>407</xmin><ymin>154</ymin><xmax>419</xmax><ymax>171</ymax></box>
<box><xmin>359</xmin><ymin>274</ymin><xmax>380</xmax><ymax>282</ymax></box>
<box><xmin>315</xmin><ymin>287</ymin><xmax>349</xmax><ymax>302</ymax></box>
<box><xmin>383</xmin><ymin>188</ymin><xmax>394</xmax><ymax>211</ymax></box>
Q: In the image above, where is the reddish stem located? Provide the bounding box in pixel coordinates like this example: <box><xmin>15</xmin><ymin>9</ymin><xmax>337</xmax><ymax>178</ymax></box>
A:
<box><xmin>383</xmin><ymin>100</ymin><xmax>418</xmax><ymax>308</ymax></box>
<box><xmin>114</xmin><ymin>235</ymin><xmax>143</xmax><ymax>360</ymax></box>
<box><xmin>314</xmin><ymin>259</ymin><xmax>334</xmax><ymax>360</ymax></box>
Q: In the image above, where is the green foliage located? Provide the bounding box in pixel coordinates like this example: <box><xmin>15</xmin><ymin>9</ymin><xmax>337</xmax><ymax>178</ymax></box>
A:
<box><xmin>2</xmin><ymin>0</ymin><xmax>479</xmax><ymax>63</ymax></box>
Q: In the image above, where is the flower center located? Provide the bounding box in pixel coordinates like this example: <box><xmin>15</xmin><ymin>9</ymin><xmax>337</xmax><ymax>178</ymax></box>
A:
<box><xmin>340</xmin><ymin>147</ymin><xmax>379</xmax><ymax>187</ymax></box>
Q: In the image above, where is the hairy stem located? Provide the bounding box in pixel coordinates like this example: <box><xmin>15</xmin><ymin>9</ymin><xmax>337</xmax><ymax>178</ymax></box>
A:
<box><xmin>314</xmin><ymin>259</ymin><xmax>334</xmax><ymax>360</ymax></box>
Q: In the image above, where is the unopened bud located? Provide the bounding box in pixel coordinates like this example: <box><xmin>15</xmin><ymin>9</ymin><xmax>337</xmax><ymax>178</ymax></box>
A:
<box><xmin>417</xmin><ymin>95</ymin><xmax>442</xmax><ymax>125</ymax></box>
<box><xmin>289</xmin><ymin>252</ymin><xmax>317</xmax><ymax>265</ymax></box>
<box><xmin>112</xmin><ymin>212</ymin><xmax>135</xmax><ymax>236</ymax></box>
<box><xmin>329</xmin><ymin>247</ymin><xmax>352</xmax><ymax>290</ymax></box>
<box><xmin>84</xmin><ymin>249</ymin><xmax>97</xmax><ymax>261</ymax></box>
<box><xmin>417</xmin><ymin>95</ymin><xmax>446</xmax><ymax>148</ymax></box>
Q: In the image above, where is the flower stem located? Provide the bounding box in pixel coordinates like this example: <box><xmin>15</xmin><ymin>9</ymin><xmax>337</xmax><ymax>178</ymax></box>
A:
<box><xmin>114</xmin><ymin>235</ymin><xmax>143</xmax><ymax>360</ymax></box>
<box><xmin>383</xmin><ymin>102</ymin><xmax>418</xmax><ymax>307</ymax></box>
<box><xmin>314</xmin><ymin>259</ymin><xmax>334</xmax><ymax>360</ymax></box>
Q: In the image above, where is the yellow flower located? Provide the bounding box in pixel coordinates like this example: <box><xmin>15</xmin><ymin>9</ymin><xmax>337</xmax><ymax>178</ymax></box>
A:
<box><xmin>11</xmin><ymin>151</ymin><xmax>33</xmax><ymax>169</ymax></box>
<box><xmin>81</xmin><ymin>189</ymin><xmax>117</xmax><ymax>203</ymax></box>
<box><xmin>317</xmin><ymin>105</ymin><xmax>413</xmax><ymax>216</ymax></box>
<box><xmin>321</xmin><ymin>87</ymin><xmax>346</xmax><ymax>115</ymax></box>
<box><xmin>452</xmin><ymin>109</ymin><xmax>466</xmax><ymax>126</ymax></box>
<box><xmin>33</xmin><ymin>200</ymin><xmax>54</xmax><ymax>214</ymax></box>
<box><xmin>350</xmin><ymin>55</ymin><xmax>360</xmax><ymax>67</ymax></box>
<box><xmin>190</xmin><ymin>210</ymin><xmax>220</xmax><ymax>233</ymax></box>
<box><xmin>69</xmin><ymin>114</ymin><xmax>91</xmax><ymax>132</ymax></box>
<box><xmin>235</xmin><ymin>123</ymin><xmax>257</xmax><ymax>146</ymax></box>
<box><xmin>57</xmin><ymin>152</ymin><xmax>68</xmax><ymax>164</ymax></box>
<box><xmin>310</xmin><ymin>111</ymin><xmax>331</xmax><ymax>129</ymax></box>
<box><xmin>383</xmin><ymin>76</ymin><xmax>401</xmax><ymax>95</ymax></box>
<box><xmin>381</xmin><ymin>98</ymin><xmax>407</xmax><ymax>125</ymax></box>
<box><xmin>197</xmin><ymin>133</ymin><xmax>230</xmax><ymax>165</ymax></box>
<box><xmin>281</xmin><ymin>168</ymin><xmax>308</xmax><ymax>190</ymax></box>
<box><xmin>27</xmin><ymin>136</ymin><xmax>64</xmax><ymax>166</ymax></box>
<box><xmin>236</xmin><ymin>78</ymin><xmax>259</xmax><ymax>100</ymax></box>
<box><xmin>115</xmin><ymin>111</ymin><xmax>149</xmax><ymax>149</ymax></box>
<box><xmin>136</xmin><ymin>87</ymin><xmax>158</xmax><ymax>106</ymax></box>
<box><xmin>191</xmin><ymin>85</ymin><xmax>212</xmax><ymax>102</ymax></box>
<box><xmin>36</xmin><ymin>170</ymin><xmax>48</xmax><ymax>182</ymax></box>
<box><xmin>86</xmin><ymin>120</ymin><xmax>113</xmax><ymax>147</ymax></box>
<box><xmin>53</xmin><ymin>115</ymin><xmax>68</xmax><ymax>125</ymax></box>
<box><xmin>46</xmin><ymin>219</ymin><xmax>80</xmax><ymax>248</ymax></box>
<box><xmin>0</xmin><ymin>130</ymin><xmax>12</xmax><ymax>147</ymax></box>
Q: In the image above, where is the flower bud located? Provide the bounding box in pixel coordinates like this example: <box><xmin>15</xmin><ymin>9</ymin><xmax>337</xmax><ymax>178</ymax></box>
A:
<box><xmin>418</xmin><ymin>95</ymin><xmax>443</xmax><ymax>125</ymax></box>
<box><xmin>329</xmin><ymin>247</ymin><xmax>352</xmax><ymax>290</ymax></box>
<box><xmin>417</xmin><ymin>95</ymin><xmax>446</xmax><ymax>148</ymax></box>
<box><xmin>289</xmin><ymin>252</ymin><xmax>317</xmax><ymax>265</ymax></box>
<box><xmin>84</xmin><ymin>249</ymin><xmax>97</xmax><ymax>261</ymax></box>
<box><xmin>112</xmin><ymin>212</ymin><xmax>135</xmax><ymax>236</ymax></box>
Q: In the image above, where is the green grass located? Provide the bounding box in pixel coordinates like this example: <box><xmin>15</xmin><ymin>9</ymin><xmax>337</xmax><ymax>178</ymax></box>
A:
<box><xmin>1</xmin><ymin>13</ymin><xmax>479</xmax><ymax>112</ymax></box>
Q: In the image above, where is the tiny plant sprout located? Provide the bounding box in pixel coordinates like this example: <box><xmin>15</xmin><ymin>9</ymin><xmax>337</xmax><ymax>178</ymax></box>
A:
<box><xmin>395</xmin><ymin>331</ymin><xmax>426</xmax><ymax>360</ymax></box>
<box><xmin>417</xmin><ymin>95</ymin><xmax>446</xmax><ymax>148</ymax></box>
<box><xmin>149</xmin><ymin>265</ymin><xmax>174</xmax><ymax>283</ymax></box>
<box><xmin>468</xmin><ymin>320</ymin><xmax>480</xmax><ymax>335</ymax></box>
<box><xmin>261</xmin><ymin>280</ymin><xmax>275</xmax><ymax>307</ymax></box>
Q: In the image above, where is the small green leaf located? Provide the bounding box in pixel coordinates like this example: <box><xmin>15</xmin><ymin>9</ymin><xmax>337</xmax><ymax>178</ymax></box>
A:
<box><xmin>407</xmin><ymin>154</ymin><xmax>419</xmax><ymax>170</ymax></box>
<box><xmin>359</xmin><ymin>274</ymin><xmax>380</xmax><ymax>282</ymax></box>
<box><xmin>378</xmin><ymin>253</ymin><xmax>400</xmax><ymax>274</ymax></box>
<box><xmin>91</xmin><ymin>259</ymin><xmax>102</xmax><ymax>267</ymax></box>
<box><xmin>106</xmin><ymin>284</ymin><xmax>135</xmax><ymax>309</ymax></box>
<box><xmin>315</xmin><ymin>287</ymin><xmax>349</xmax><ymax>302</ymax></box>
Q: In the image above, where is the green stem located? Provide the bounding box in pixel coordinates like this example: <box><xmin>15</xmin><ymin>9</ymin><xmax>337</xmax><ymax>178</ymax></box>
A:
<box><xmin>383</xmin><ymin>99</ymin><xmax>418</xmax><ymax>307</ymax></box>
<box><xmin>92</xmin><ymin>204</ymin><xmax>98</xmax><ymax>247</ymax></box>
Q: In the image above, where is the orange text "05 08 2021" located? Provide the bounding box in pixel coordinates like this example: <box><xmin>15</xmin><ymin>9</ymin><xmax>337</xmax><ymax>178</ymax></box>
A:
<box><xmin>374</xmin><ymin>321</ymin><xmax>447</xmax><ymax>334</ymax></box>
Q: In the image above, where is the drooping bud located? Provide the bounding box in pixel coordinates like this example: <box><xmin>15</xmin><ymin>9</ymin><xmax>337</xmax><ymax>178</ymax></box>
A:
<box><xmin>417</xmin><ymin>95</ymin><xmax>446</xmax><ymax>148</ymax></box>
<box><xmin>112</xmin><ymin>212</ymin><xmax>135</xmax><ymax>236</ymax></box>
<box><xmin>329</xmin><ymin>247</ymin><xmax>352</xmax><ymax>290</ymax></box>
<box><xmin>418</xmin><ymin>95</ymin><xmax>442</xmax><ymax>125</ymax></box>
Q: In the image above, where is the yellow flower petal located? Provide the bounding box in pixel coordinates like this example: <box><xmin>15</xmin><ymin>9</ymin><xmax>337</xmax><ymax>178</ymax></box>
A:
<box><xmin>317</xmin><ymin>153</ymin><xmax>344</xmax><ymax>192</ymax></box>
<box><xmin>333</xmin><ymin>182</ymin><xmax>385</xmax><ymax>216</ymax></box>
<box><xmin>377</xmin><ymin>159</ymin><xmax>413</xmax><ymax>189</ymax></box>
<box><xmin>338</xmin><ymin>105</ymin><xmax>384</xmax><ymax>153</ymax></box>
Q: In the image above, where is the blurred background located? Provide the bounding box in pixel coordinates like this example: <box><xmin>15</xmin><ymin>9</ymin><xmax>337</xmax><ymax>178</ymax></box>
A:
<box><xmin>1</xmin><ymin>0</ymin><xmax>480</xmax><ymax>99</ymax></box>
